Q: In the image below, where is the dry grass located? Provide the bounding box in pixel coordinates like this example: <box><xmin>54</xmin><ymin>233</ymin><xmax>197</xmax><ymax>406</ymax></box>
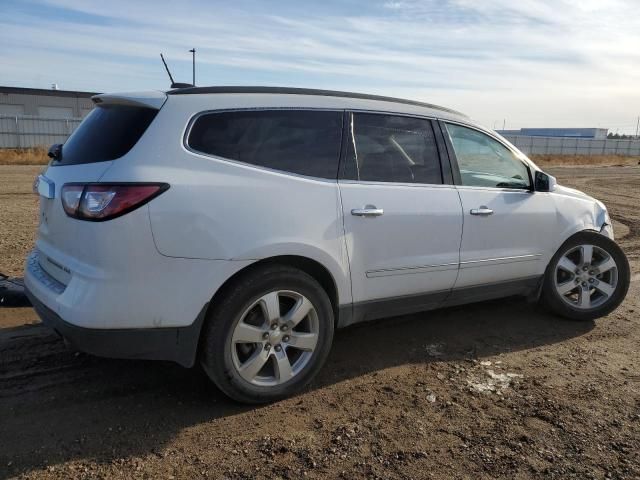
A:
<box><xmin>530</xmin><ymin>154</ymin><xmax>640</xmax><ymax>167</ymax></box>
<box><xmin>0</xmin><ymin>148</ymin><xmax>49</xmax><ymax>165</ymax></box>
<box><xmin>1</xmin><ymin>148</ymin><xmax>638</xmax><ymax>168</ymax></box>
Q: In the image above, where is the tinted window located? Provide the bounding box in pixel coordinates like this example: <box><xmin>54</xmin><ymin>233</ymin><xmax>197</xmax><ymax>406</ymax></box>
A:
<box><xmin>188</xmin><ymin>110</ymin><xmax>343</xmax><ymax>179</ymax></box>
<box><xmin>343</xmin><ymin>113</ymin><xmax>442</xmax><ymax>184</ymax></box>
<box><xmin>446</xmin><ymin>123</ymin><xmax>530</xmax><ymax>189</ymax></box>
<box><xmin>56</xmin><ymin>105</ymin><xmax>157</xmax><ymax>166</ymax></box>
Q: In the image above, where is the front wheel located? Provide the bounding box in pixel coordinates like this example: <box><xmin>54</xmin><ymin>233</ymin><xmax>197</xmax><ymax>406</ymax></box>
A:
<box><xmin>200</xmin><ymin>265</ymin><xmax>334</xmax><ymax>404</ymax></box>
<box><xmin>540</xmin><ymin>232</ymin><xmax>630</xmax><ymax>321</ymax></box>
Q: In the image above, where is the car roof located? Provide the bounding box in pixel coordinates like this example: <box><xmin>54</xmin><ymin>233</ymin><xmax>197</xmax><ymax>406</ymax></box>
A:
<box><xmin>166</xmin><ymin>86</ymin><xmax>468</xmax><ymax>120</ymax></box>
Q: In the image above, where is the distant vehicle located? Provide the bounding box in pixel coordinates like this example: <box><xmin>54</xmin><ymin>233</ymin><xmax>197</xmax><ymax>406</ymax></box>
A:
<box><xmin>25</xmin><ymin>87</ymin><xmax>630</xmax><ymax>403</ymax></box>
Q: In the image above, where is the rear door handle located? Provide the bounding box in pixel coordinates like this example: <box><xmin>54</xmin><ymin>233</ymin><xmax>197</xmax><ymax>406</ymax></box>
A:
<box><xmin>470</xmin><ymin>206</ymin><xmax>493</xmax><ymax>216</ymax></box>
<box><xmin>351</xmin><ymin>205</ymin><xmax>384</xmax><ymax>217</ymax></box>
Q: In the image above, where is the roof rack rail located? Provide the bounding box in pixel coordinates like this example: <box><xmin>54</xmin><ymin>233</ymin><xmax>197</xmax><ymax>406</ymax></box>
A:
<box><xmin>166</xmin><ymin>86</ymin><xmax>466</xmax><ymax>117</ymax></box>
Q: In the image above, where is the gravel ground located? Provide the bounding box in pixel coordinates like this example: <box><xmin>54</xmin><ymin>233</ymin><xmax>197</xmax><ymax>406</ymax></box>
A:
<box><xmin>0</xmin><ymin>166</ymin><xmax>41</xmax><ymax>278</ymax></box>
<box><xmin>0</xmin><ymin>165</ymin><xmax>639</xmax><ymax>480</ymax></box>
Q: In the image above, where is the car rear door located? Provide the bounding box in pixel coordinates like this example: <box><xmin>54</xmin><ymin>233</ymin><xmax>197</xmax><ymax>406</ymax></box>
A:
<box><xmin>338</xmin><ymin>112</ymin><xmax>463</xmax><ymax>324</ymax></box>
<box><xmin>441</xmin><ymin>121</ymin><xmax>558</xmax><ymax>296</ymax></box>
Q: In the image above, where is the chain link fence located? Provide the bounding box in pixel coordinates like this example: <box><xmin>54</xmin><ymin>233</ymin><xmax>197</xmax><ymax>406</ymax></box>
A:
<box><xmin>0</xmin><ymin>115</ymin><xmax>82</xmax><ymax>148</ymax></box>
<box><xmin>502</xmin><ymin>134</ymin><xmax>640</xmax><ymax>156</ymax></box>
<box><xmin>2</xmin><ymin>115</ymin><xmax>640</xmax><ymax>156</ymax></box>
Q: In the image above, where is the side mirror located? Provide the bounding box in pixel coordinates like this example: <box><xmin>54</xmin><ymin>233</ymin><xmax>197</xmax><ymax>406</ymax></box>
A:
<box><xmin>534</xmin><ymin>170</ymin><xmax>557</xmax><ymax>192</ymax></box>
<box><xmin>47</xmin><ymin>143</ymin><xmax>63</xmax><ymax>160</ymax></box>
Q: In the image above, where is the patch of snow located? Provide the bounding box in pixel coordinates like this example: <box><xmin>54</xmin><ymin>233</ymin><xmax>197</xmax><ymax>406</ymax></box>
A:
<box><xmin>425</xmin><ymin>343</ymin><xmax>445</xmax><ymax>358</ymax></box>
<box><xmin>467</xmin><ymin>368</ymin><xmax>523</xmax><ymax>394</ymax></box>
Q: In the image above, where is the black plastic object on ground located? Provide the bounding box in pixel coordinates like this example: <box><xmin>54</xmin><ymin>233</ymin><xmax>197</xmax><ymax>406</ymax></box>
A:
<box><xmin>0</xmin><ymin>274</ymin><xmax>31</xmax><ymax>307</ymax></box>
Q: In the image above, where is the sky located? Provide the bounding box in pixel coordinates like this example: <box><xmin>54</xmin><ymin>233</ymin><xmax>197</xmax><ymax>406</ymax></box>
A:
<box><xmin>2</xmin><ymin>0</ymin><xmax>640</xmax><ymax>133</ymax></box>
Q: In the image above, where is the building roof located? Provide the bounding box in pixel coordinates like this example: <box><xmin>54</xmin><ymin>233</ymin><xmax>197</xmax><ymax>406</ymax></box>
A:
<box><xmin>0</xmin><ymin>86</ymin><xmax>99</xmax><ymax>98</ymax></box>
<box><xmin>497</xmin><ymin>127</ymin><xmax>608</xmax><ymax>138</ymax></box>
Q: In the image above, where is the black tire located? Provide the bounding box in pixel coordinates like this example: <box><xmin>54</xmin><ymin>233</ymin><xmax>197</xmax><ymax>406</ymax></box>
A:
<box><xmin>200</xmin><ymin>264</ymin><xmax>334</xmax><ymax>404</ymax></box>
<box><xmin>540</xmin><ymin>231</ymin><xmax>630</xmax><ymax>321</ymax></box>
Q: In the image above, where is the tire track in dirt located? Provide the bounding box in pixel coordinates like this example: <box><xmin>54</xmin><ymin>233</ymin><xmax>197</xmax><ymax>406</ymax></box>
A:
<box><xmin>1</xmin><ymin>165</ymin><xmax>639</xmax><ymax>479</ymax></box>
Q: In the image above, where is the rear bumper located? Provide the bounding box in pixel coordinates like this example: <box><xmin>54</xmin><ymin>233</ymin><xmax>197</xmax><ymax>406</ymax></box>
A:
<box><xmin>25</xmin><ymin>286</ymin><xmax>207</xmax><ymax>368</ymax></box>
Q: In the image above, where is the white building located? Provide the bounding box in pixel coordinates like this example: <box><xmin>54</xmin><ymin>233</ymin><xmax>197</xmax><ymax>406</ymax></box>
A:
<box><xmin>0</xmin><ymin>86</ymin><xmax>97</xmax><ymax>118</ymax></box>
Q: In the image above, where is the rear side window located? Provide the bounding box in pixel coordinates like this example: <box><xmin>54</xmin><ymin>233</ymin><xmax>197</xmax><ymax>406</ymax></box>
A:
<box><xmin>342</xmin><ymin>113</ymin><xmax>442</xmax><ymax>184</ymax></box>
<box><xmin>56</xmin><ymin>105</ymin><xmax>158</xmax><ymax>166</ymax></box>
<box><xmin>187</xmin><ymin>110</ymin><xmax>343</xmax><ymax>179</ymax></box>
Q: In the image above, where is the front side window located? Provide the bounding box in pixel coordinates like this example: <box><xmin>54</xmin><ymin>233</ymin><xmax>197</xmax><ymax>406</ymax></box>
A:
<box><xmin>187</xmin><ymin>110</ymin><xmax>342</xmax><ymax>179</ymax></box>
<box><xmin>342</xmin><ymin>113</ymin><xmax>442</xmax><ymax>184</ymax></box>
<box><xmin>445</xmin><ymin>123</ymin><xmax>530</xmax><ymax>189</ymax></box>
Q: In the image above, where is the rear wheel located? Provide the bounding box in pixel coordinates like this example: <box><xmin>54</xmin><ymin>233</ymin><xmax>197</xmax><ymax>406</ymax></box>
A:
<box><xmin>541</xmin><ymin>232</ymin><xmax>630</xmax><ymax>321</ymax></box>
<box><xmin>200</xmin><ymin>265</ymin><xmax>334</xmax><ymax>403</ymax></box>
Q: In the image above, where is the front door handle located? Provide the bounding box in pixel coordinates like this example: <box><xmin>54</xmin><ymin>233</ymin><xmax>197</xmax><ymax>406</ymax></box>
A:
<box><xmin>351</xmin><ymin>205</ymin><xmax>384</xmax><ymax>217</ymax></box>
<box><xmin>470</xmin><ymin>206</ymin><xmax>494</xmax><ymax>216</ymax></box>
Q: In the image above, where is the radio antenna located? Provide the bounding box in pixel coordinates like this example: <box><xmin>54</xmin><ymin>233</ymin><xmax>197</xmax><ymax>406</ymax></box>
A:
<box><xmin>160</xmin><ymin>53</ymin><xmax>175</xmax><ymax>85</ymax></box>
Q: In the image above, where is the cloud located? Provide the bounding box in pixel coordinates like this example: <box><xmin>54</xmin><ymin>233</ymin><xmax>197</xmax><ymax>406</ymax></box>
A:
<box><xmin>1</xmin><ymin>0</ymin><xmax>639</xmax><ymax>131</ymax></box>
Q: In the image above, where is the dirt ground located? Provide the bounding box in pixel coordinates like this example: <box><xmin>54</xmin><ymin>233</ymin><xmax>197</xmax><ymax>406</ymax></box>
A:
<box><xmin>1</xmin><ymin>164</ymin><xmax>639</xmax><ymax>480</ymax></box>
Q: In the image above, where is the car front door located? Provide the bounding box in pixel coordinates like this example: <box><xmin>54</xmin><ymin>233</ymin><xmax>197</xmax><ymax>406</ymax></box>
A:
<box><xmin>338</xmin><ymin>112</ymin><xmax>463</xmax><ymax>324</ymax></box>
<box><xmin>442</xmin><ymin>121</ymin><xmax>558</xmax><ymax>295</ymax></box>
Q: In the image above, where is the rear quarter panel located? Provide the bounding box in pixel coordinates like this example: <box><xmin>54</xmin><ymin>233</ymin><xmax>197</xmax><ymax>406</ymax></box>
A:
<box><xmin>101</xmin><ymin>96</ymin><xmax>352</xmax><ymax>305</ymax></box>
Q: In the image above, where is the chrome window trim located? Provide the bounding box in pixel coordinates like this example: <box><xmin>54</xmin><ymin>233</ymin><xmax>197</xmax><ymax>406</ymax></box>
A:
<box><xmin>182</xmin><ymin>106</ymin><xmax>448</xmax><ymax>186</ymax></box>
<box><xmin>338</xmin><ymin>179</ymin><xmax>457</xmax><ymax>190</ymax></box>
<box><xmin>180</xmin><ymin>105</ymin><xmax>532</xmax><ymax>189</ymax></box>
<box><xmin>453</xmin><ymin>185</ymin><xmax>533</xmax><ymax>194</ymax></box>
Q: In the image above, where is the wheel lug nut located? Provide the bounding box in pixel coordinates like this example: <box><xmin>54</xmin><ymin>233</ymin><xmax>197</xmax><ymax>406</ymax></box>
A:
<box><xmin>264</xmin><ymin>343</ymin><xmax>271</xmax><ymax>350</ymax></box>
<box><xmin>274</xmin><ymin>345</ymin><xmax>282</xmax><ymax>352</ymax></box>
<box><xmin>581</xmin><ymin>282</ymin><xmax>587</xmax><ymax>287</ymax></box>
<box><xmin>583</xmin><ymin>266</ymin><xmax>589</xmax><ymax>271</ymax></box>
<box><xmin>589</xmin><ymin>271</ymin><xmax>595</xmax><ymax>275</ymax></box>
<box><xmin>283</xmin><ymin>335</ymin><xmax>290</xmax><ymax>343</ymax></box>
<box><xmin>262</xmin><ymin>332</ymin><xmax>269</xmax><ymax>340</ymax></box>
<box><xmin>589</xmin><ymin>278</ymin><xmax>594</xmax><ymax>283</ymax></box>
<box><xmin>271</xmin><ymin>323</ymin><xmax>278</xmax><ymax>330</ymax></box>
<box><xmin>281</xmin><ymin>324</ymin><xmax>288</xmax><ymax>331</ymax></box>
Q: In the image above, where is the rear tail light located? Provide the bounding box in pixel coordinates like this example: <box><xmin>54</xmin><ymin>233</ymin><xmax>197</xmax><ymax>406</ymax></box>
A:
<box><xmin>61</xmin><ymin>183</ymin><xmax>169</xmax><ymax>221</ymax></box>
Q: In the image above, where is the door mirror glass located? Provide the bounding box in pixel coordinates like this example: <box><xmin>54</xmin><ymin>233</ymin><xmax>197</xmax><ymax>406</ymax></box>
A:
<box><xmin>534</xmin><ymin>171</ymin><xmax>557</xmax><ymax>192</ymax></box>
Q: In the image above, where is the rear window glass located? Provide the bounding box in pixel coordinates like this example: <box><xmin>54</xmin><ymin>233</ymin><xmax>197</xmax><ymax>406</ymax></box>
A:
<box><xmin>55</xmin><ymin>105</ymin><xmax>157</xmax><ymax>166</ymax></box>
<box><xmin>187</xmin><ymin>110</ymin><xmax>343</xmax><ymax>179</ymax></box>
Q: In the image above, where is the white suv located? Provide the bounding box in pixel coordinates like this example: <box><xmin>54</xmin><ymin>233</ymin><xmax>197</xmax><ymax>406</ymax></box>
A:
<box><xmin>25</xmin><ymin>87</ymin><xmax>630</xmax><ymax>403</ymax></box>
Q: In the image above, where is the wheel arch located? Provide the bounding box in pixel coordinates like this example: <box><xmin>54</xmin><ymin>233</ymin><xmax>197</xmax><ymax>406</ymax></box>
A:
<box><xmin>205</xmin><ymin>254</ymin><xmax>341</xmax><ymax>328</ymax></box>
<box><xmin>532</xmin><ymin>228</ymin><xmax>603</xmax><ymax>303</ymax></box>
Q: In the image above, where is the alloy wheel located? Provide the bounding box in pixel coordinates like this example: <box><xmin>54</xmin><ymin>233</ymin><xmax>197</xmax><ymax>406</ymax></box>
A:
<box><xmin>554</xmin><ymin>244</ymin><xmax>618</xmax><ymax>310</ymax></box>
<box><xmin>230</xmin><ymin>290</ymin><xmax>319</xmax><ymax>387</ymax></box>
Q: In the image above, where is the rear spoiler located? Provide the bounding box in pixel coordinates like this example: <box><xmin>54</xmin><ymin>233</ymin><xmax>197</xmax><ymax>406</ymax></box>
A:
<box><xmin>92</xmin><ymin>91</ymin><xmax>167</xmax><ymax>110</ymax></box>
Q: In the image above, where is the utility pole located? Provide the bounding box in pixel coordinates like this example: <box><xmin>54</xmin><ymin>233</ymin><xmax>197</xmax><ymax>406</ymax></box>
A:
<box><xmin>635</xmin><ymin>116</ymin><xmax>639</xmax><ymax>139</ymax></box>
<box><xmin>502</xmin><ymin>119</ymin><xmax>506</xmax><ymax>130</ymax></box>
<box><xmin>189</xmin><ymin>48</ymin><xmax>196</xmax><ymax>86</ymax></box>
